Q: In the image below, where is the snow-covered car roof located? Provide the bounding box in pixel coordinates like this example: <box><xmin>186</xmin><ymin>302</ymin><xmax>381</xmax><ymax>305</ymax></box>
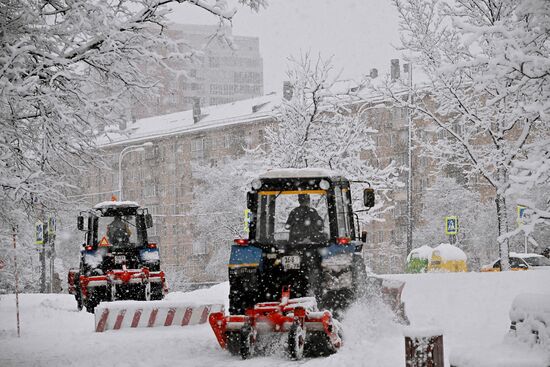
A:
<box><xmin>93</xmin><ymin>201</ymin><xmax>140</xmax><ymax>210</ymax></box>
<box><xmin>510</xmin><ymin>252</ymin><xmax>544</xmax><ymax>259</ymax></box>
<box><xmin>259</xmin><ymin>168</ymin><xmax>343</xmax><ymax>179</ymax></box>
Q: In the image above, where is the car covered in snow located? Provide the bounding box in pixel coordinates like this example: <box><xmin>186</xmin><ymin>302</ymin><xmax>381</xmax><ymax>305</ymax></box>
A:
<box><xmin>480</xmin><ymin>252</ymin><xmax>550</xmax><ymax>272</ymax></box>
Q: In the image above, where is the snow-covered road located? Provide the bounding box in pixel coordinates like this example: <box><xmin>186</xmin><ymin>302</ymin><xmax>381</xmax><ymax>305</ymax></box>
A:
<box><xmin>1</xmin><ymin>271</ymin><xmax>548</xmax><ymax>367</ymax></box>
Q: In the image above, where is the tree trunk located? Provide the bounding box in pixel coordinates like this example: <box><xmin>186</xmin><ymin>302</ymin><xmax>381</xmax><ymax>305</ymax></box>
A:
<box><xmin>495</xmin><ymin>193</ymin><xmax>510</xmax><ymax>271</ymax></box>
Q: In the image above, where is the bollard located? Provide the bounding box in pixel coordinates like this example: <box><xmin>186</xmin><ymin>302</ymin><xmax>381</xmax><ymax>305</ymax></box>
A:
<box><xmin>404</xmin><ymin>328</ymin><xmax>444</xmax><ymax>367</ymax></box>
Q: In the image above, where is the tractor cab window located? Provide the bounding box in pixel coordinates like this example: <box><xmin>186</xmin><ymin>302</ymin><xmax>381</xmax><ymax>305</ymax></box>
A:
<box><xmin>98</xmin><ymin>215</ymin><xmax>138</xmax><ymax>248</ymax></box>
<box><xmin>256</xmin><ymin>190</ymin><xmax>329</xmax><ymax>245</ymax></box>
<box><xmin>334</xmin><ymin>186</ymin><xmax>352</xmax><ymax>238</ymax></box>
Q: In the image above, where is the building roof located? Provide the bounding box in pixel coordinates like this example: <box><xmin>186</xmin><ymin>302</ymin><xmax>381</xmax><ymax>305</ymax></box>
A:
<box><xmin>101</xmin><ymin>92</ymin><xmax>281</xmax><ymax>147</ymax></box>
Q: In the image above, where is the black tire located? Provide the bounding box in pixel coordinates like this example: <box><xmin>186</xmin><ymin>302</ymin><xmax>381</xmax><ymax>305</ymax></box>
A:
<box><xmin>226</xmin><ymin>331</ymin><xmax>240</xmax><ymax>356</ymax></box>
<box><xmin>239</xmin><ymin>324</ymin><xmax>254</xmax><ymax>359</ymax></box>
<box><xmin>288</xmin><ymin>322</ymin><xmax>306</xmax><ymax>360</ymax></box>
<box><xmin>151</xmin><ymin>284</ymin><xmax>164</xmax><ymax>300</ymax></box>
<box><xmin>76</xmin><ymin>294</ymin><xmax>83</xmax><ymax>311</ymax></box>
<box><xmin>304</xmin><ymin>331</ymin><xmax>336</xmax><ymax>357</ymax></box>
<box><xmin>143</xmin><ymin>282</ymin><xmax>151</xmax><ymax>301</ymax></box>
<box><xmin>85</xmin><ymin>300</ymin><xmax>96</xmax><ymax>314</ymax></box>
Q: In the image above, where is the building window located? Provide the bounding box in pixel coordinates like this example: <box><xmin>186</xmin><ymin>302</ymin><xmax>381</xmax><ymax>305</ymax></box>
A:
<box><xmin>192</xmin><ymin>241</ymin><xmax>206</xmax><ymax>255</ymax></box>
<box><xmin>143</xmin><ymin>184</ymin><xmax>157</xmax><ymax>198</ymax></box>
<box><xmin>191</xmin><ymin>137</ymin><xmax>206</xmax><ymax>159</ymax></box>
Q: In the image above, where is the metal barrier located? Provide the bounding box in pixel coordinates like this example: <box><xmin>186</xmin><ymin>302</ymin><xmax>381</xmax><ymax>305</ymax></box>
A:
<box><xmin>94</xmin><ymin>301</ymin><xmax>224</xmax><ymax>332</ymax></box>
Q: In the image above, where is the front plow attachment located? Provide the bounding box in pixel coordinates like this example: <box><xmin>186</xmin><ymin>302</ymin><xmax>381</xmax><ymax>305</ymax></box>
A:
<box><xmin>209</xmin><ymin>286</ymin><xmax>342</xmax><ymax>360</ymax></box>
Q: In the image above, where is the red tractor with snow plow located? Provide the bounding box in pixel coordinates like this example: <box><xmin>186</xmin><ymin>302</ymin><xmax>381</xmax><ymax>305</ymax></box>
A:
<box><xmin>68</xmin><ymin>200</ymin><xmax>167</xmax><ymax>313</ymax></box>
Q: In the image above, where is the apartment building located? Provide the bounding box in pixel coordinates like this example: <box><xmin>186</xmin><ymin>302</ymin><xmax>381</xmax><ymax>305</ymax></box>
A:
<box><xmin>132</xmin><ymin>23</ymin><xmax>264</xmax><ymax>119</ymax></box>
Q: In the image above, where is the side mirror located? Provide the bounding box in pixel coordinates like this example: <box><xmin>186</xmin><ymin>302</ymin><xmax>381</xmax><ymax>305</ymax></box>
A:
<box><xmin>145</xmin><ymin>214</ymin><xmax>154</xmax><ymax>229</ymax></box>
<box><xmin>77</xmin><ymin>216</ymin><xmax>85</xmax><ymax>231</ymax></box>
<box><xmin>363</xmin><ymin>188</ymin><xmax>375</xmax><ymax>208</ymax></box>
<box><xmin>246</xmin><ymin>192</ymin><xmax>256</xmax><ymax>210</ymax></box>
<box><xmin>361</xmin><ymin>231</ymin><xmax>368</xmax><ymax>243</ymax></box>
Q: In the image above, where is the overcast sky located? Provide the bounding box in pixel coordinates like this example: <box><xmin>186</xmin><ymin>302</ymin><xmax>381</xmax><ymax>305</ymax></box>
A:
<box><xmin>167</xmin><ymin>0</ymin><xmax>402</xmax><ymax>94</ymax></box>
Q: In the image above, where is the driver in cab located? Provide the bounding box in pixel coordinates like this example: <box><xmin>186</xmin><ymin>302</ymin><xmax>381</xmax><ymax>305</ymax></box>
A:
<box><xmin>285</xmin><ymin>194</ymin><xmax>324</xmax><ymax>243</ymax></box>
<box><xmin>107</xmin><ymin>216</ymin><xmax>131</xmax><ymax>246</ymax></box>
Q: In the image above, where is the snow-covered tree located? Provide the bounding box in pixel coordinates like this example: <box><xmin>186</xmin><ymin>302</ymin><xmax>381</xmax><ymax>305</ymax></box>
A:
<box><xmin>0</xmin><ymin>0</ymin><xmax>267</xmax><ymax>292</ymax></box>
<box><xmin>385</xmin><ymin>0</ymin><xmax>550</xmax><ymax>270</ymax></box>
<box><xmin>414</xmin><ymin>176</ymin><xmax>497</xmax><ymax>270</ymax></box>
<box><xmin>190</xmin><ymin>157</ymin><xmax>266</xmax><ymax>280</ymax></box>
<box><xmin>265</xmin><ymin>53</ymin><xmax>400</xmax><ymax>217</ymax></box>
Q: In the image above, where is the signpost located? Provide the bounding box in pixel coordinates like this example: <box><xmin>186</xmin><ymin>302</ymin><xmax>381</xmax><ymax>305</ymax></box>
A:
<box><xmin>12</xmin><ymin>226</ymin><xmax>21</xmax><ymax>337</ymax></box>
<box><xmin>517</xmin><ymin>205</ymin><xmax>528</xmax><ymax>253</ymax></box>
<box><xmin>48</xmin><ymin>217</ymin><xmax>56</xmax><ymax>293</ymax></box>
<box><xmin>445</xmin><ymin>216</ymin><xmax>458</xmax><ymax>244</ymax></box>
<box><xmin>35</xmin><ymin>221</ymin><xmax>44</xmax><ymax>245</ymax></box>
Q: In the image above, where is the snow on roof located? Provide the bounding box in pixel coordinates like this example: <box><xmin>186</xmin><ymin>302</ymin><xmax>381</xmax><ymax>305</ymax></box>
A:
<box><xmin>510</xmin><ymin>252</ymin><xmax>544</xmax><ymax>259</ymax></box>
<box><xmin>101</xmin><ymin>93</ymin><xmax>281</xmax><ymax>147</ymax></box>
<box><xmin>259</xmin><ymin>168</ymin><xmax>343</xmax><ymax>179</ymax></box>
<box><xmin>93</xmin><ymin>201</ymin><xmax>140</xmax><ymax>209</ymax></box>
<box><xmin>432</xmin><ymin>243</ymin><xmax>467</xmax><ymax>261</ymax></box>
<box><xmin>407</xmin><ymin>245</ymin><xmax>434</xmax><ymax>262</ymax></box>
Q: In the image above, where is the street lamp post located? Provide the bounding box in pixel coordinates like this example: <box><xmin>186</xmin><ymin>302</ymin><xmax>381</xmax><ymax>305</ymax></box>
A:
<box><xmin>118</xmin><ymin>142</ymin><xmax>153</xmax><ymax>201</ymax></box>
<box><xmin>406</xmin><ymin>64</ymin><xmax>414</xmax><ymax>258</ymax></box>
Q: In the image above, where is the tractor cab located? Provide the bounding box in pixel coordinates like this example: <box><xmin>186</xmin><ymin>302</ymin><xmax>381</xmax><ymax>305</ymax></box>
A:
<box><xmin>77</xmin><ymin>201</ymin><xmax>158</xmax><ymax>273</ymax></box>
<box><xmin>228</xmin><ymin>168</ymin><xmax>374</xmax><ymax>314</ymax></box>
<box><xmin>247</xmin><ymin>170</ymin><xmax>373</xmax><ymax>249</ymax></box>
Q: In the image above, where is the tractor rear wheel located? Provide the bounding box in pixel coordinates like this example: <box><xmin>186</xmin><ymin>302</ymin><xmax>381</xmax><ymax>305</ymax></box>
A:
<box><xmin>226</xmin><ymin>331</ymin><xmax>240</xmax><ymax>356</ymax></box>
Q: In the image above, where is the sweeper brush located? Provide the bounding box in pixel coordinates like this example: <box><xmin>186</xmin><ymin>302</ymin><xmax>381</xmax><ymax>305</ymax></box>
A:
<box><xmin>209</xmin><ymin>286</ymin><xmax>343</xmax><ymax>360</ymax></box>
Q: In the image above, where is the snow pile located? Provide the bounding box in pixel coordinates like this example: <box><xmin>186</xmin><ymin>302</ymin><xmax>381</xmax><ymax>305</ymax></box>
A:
<box><xmin>407</xmin><ymin>245</ymin><xmax>434</xmax><ymax>262</ymax></box>
<box><xmin>165</xmin><ymin>281</ymin><xmax>229</xmax><ymax>309</ymax></box>
<box><xmin>509</xmin><ymin>293</ymin><xmax>550</xmax><ymax>350</ymax></box>
<box><xmin>432</xmin><ymin>243</ymin><xmax>467</xmax><ymax>261</ymax></box>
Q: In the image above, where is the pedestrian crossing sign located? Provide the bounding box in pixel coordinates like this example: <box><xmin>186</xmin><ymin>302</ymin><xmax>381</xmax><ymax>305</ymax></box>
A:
<box><xmin>35</xmin><ymin>221</ymin><xmax>44</xmax><ymax>245</ymax></box>
<box><xmin>445</xmin><ymin>216</ymin><xmax>458</xmax><ymax>235</ymax></box>
<box><xmin>517</xmin><ymin>205</ymin><xmax>526</xmax><ymax>225</ymax></box>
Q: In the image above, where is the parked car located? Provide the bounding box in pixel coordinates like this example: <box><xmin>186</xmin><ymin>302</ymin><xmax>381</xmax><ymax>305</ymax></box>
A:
<box><xmin>480</xmin><ymin>252</ymin><xmax>550</xmax><ymax>272</ymax></box>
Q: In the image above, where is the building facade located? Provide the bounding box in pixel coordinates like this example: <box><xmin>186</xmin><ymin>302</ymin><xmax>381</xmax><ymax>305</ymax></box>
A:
<box><xmin>131</xmin><ymin>24</ymin><xmax>264</xmax><ymax>119</ymax></box>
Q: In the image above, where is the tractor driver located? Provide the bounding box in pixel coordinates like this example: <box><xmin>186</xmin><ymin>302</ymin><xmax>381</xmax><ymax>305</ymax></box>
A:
<box><xmin>285</xmin><ymin>194</ymin><xmax>324</xmax><ymax>243</ymax></box>
<box><xmin>107</xmin><ymin>216</ymin><xmax>131</xmax><ymax>246</ymax></box>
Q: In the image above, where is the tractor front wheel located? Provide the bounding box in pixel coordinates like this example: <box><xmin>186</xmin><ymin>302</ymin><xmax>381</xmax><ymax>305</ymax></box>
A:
<box><xmin>288</xmin><ymin>321</ymin><xmax>306</xmax><ymax>360</ymax></box>
<box><xmin>239</xmin><ymin>324</ymin><xmax>255</xmax><ymax>359</ymax></box>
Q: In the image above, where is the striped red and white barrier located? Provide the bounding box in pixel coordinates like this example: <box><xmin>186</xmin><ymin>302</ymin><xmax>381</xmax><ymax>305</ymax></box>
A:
<box><xmin>94</xmin><ymin>301</ymin><xmax>224</xmax><ymax>332</ymax></box>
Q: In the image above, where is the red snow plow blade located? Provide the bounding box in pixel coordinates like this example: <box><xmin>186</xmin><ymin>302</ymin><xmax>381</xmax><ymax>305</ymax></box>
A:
<box><xmin>209</xmin><ymin>286</ymin><xmax>342</xmax><ymax>360</ymax></box>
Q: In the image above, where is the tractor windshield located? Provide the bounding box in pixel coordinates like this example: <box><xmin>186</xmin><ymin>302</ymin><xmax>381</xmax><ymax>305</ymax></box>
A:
<box><xmin>255</xmin><ymin>190</ymin><xmax>330</xmax><ymax>245</ymax></box>
<box><xmin>97</xmin><ymin>215</ymin><xmax>139</xmax><ymax>248</ymax></box>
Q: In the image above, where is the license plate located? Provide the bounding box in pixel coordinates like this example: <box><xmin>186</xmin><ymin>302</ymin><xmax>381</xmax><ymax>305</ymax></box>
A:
<box><xmin>282</xmin><ymin>256</ymin><xmax>301</xmax><ymax>270</ymax></box>
<box><xmin>114</xmin><ymin>255</ymin><xmax>126</xmax><ymax>264</ymax></box>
